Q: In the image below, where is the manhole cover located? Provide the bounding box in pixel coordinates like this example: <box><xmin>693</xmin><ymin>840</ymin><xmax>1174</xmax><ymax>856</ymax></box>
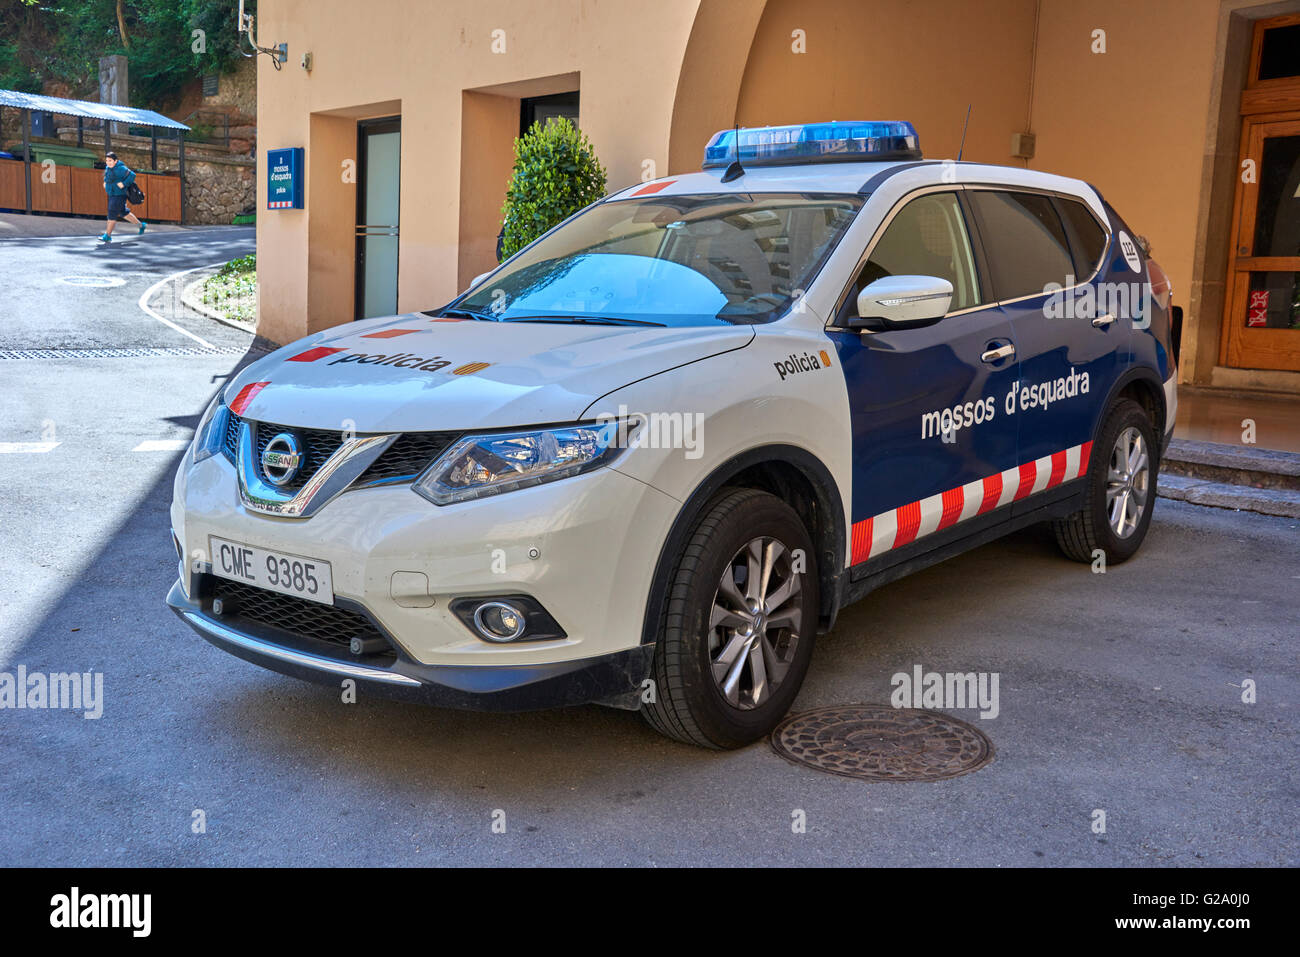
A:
<box><xmin>771</xmin><ymin>706</ymin><xmax>994</xmax><ymax>781</ymax></box>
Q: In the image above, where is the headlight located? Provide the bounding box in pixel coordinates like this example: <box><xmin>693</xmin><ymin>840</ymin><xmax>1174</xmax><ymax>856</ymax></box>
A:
<box><xmin>186</xmin><ymin>394</ymin><xmax>228</xmax><ymax>468</ymax></box>
<box><xmin>412</xmin><ymin>421</ymin><xmax>629</xmax><ymax>505</ymax></box>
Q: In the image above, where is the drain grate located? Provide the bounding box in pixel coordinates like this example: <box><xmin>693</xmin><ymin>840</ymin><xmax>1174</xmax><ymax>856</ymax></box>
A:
<box><xmin>0</xmin><ymin>346</ymin><xmax>264</xmax><ymax>360</ymax></box>
<box><xmin>771</xmin><ymin>705</ymin><xmax>994</xmax><ymax>781</ymax></box>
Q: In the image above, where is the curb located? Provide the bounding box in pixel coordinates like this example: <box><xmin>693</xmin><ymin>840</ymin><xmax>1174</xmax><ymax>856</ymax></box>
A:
<box><xmin>1163</xmin><ymin>438</ymin><xmax>1300</xmax><ymax>491</ymax></box>
<box><xmin>180</xmin><ymin>269</ymin><xmax>257</xmax><ymax>335</ymax></box>
<box><xmin>1158</xmin><ymin>473</ymin><xmax>1300</xmax><ymax>519</ymax></box>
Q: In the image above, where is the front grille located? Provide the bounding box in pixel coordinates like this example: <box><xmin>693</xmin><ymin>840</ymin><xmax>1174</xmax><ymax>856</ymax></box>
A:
<box><xmin>221</xmin><ymin>411</ymin><xmax>458</xmax><ymax>490</ymax></box>
<box><xmin>357</xmin><ymin>431</ymin><xmax>458</xmax><ymax>484</ymax></box>
<box><xmin>209</xmin><ymin>578</ymin><xmax>397</xmax><ymax>661</ymax></box>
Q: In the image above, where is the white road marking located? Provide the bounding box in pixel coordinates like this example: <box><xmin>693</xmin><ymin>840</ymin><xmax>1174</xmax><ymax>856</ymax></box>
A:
<box><xmin>137</xmin><ymin>263</ymin><xmax>226</xmax><ymax>350</ymax></box>
<box><xmin>132</xmin><ymin>439</ymin><xmax>190</xmax><ymax>452</ymax></box>
<box><xmin>0</xmin><ymin>442</ymin><xmax>60</xmax><ymax>453</ymax></box>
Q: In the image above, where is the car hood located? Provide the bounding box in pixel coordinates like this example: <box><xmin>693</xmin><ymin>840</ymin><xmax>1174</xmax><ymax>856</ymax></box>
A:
<box><xmin>222</xmin><ymin>313</ymin><xmax>754</xmax><ymax>431</ymax></box>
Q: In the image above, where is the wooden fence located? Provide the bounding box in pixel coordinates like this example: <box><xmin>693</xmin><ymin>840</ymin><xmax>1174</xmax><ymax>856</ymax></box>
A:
<box><xmin>0</xmin><ymin>161</ymin><xmax>182</xmax><ymax>222</ymax></box>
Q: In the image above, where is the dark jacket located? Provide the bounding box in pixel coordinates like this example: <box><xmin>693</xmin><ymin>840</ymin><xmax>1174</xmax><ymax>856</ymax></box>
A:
<box><xmin>104</xmin><ymin>162</ymin><xmax>136</xmax><ymax>195</ymax></box>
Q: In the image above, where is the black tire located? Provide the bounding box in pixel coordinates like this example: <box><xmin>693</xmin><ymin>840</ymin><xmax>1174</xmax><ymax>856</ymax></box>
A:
<box><xmin>641</xmin><ymin>488</ymin><xmax>819</xmax><ymax>749</ymax></box>
<box><xmin>1053</xmin><ymin>398</ymin><xmax>1158</xmax><ymax>564</ymax></box>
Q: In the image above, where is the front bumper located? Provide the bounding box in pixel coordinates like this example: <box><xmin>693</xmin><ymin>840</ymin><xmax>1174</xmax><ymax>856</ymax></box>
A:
<box><xmin>171</xmin><ymin>452</ymin><xmax>680</xmax><ymax>667</ymax></box>
<box><xmin>167</xmin><ymin>580</ymin><xmax>654</xmax><ymax>711</ymax></box>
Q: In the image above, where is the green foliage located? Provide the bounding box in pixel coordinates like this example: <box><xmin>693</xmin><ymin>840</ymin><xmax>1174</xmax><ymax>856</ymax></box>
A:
<box><xmin>499</xmin><ymin>117</ymin><xmax>606</xmax><ymax>261</ymax></box>
<box><xmin>217</xmin><ymin>252</ymin><xmax>255</xmax><ymax>277</ymax></box>
<box><xmin>0</xmin><ymin>0</ymin><xmax>243</xmax><ymax>111</ymax></box>
<box><xmin>204</xmin><ymin>253</ymin><xmax>256</xmax><ymax>324</ymax></box>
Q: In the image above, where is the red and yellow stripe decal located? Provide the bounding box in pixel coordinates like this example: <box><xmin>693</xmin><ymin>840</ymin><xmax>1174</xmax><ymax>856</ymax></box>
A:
<box><xmin>850</xmin><ymin>441</ymin><xmax>1092</xmax><ymax>565</ymax></box>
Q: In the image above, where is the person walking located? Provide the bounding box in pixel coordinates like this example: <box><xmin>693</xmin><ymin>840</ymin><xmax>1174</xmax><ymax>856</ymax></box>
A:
<box><xmin>99</xmin><ymin>152</ymin><xmax>146</xmax><ymax>243</ymax></box>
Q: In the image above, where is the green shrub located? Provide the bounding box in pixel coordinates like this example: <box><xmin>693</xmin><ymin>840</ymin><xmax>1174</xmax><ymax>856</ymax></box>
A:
<box><xmin>499</xmin><ymin>117</ymin><xmax>606</xmax><ymax>261</ymax></box>
<box><xmin>217</xmin><ymin>252</ymin><xmax>255</xmax><ymax>277</ymax></box>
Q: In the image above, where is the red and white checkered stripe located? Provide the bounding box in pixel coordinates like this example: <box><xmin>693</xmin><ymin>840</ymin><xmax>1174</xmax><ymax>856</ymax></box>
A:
<box><xmin>268</xmin><ymin>201</ymin><xmax>294</xmax><ymax>209</ymax></box>
<box><xmin>850</xmin><ymin>441</ymin><xmax>1092</xmax><ymax>565</ymax></box>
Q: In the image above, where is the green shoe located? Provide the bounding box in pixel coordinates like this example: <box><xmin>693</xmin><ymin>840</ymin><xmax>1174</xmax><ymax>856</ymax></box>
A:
<box><xmin>98</xmin><ymin>234</ymin><xmax>112</xmax><ymax>243</ymax></box>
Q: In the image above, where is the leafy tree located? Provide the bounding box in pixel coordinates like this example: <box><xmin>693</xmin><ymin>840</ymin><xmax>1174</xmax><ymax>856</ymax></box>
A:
<box><xmin>500</xmin><ymin>117</ymin><xmax>607</xmax><ymax>261</ymax></box>
<box><xmin>0</xmin><ymin>0</ymin><xmax>244</xmax><ymax>110</ymax></box>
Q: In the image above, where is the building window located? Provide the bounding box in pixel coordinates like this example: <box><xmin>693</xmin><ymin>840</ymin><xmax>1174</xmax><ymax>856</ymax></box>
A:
<box><xmin>519</xmin><ymin>91</ymin><xmax>579</xmax><ymax>137</ymax></box>
<box><xmin>1257</xmin><ymin>22</ymin><xmax>1300</xmax><ymax>82</ymax></box>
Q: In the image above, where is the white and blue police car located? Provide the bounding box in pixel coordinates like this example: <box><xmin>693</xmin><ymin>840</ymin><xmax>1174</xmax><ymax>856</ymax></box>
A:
<box><xmin>168</xmin><ymin>121</ymin><xmax>1179</xmax><ymax>749</ymax></box>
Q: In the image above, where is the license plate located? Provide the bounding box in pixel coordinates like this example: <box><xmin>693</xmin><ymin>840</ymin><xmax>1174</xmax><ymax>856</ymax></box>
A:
<box><xmin>209</xmin><ymin>537</ymin><xmax>335</xmax><ymax>605</ymax></box>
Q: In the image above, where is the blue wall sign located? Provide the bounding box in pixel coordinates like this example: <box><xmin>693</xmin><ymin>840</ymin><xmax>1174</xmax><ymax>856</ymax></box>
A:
<box><xmin>267</xmin><ymin>147</ymin><xmax>303</xmax><ymax>210</ymax></box>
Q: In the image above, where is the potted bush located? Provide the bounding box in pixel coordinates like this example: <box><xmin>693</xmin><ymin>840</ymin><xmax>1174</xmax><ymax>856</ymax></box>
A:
<box><xmin>499</xmin><ymin>116</ymin><xmax>606</xmax><ymax>261</ymax></box>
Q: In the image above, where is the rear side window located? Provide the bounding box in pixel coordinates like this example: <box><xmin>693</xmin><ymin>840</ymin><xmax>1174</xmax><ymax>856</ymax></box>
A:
<box><xmin>968</xmin><ymin>190</ymin><xmax>1074</xmax><ymax>300</ymax></box>
<box><xmin>1055</xmin><ymin>197</ymin><xmax>1109</xmax><ymax>279</ymax></box>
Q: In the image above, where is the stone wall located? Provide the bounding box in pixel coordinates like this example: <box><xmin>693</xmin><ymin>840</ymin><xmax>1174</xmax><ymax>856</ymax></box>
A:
<box><xmin>185</xmin><ymin>153</ymin><xmax>256</xmax><ymax>223</ymax></box>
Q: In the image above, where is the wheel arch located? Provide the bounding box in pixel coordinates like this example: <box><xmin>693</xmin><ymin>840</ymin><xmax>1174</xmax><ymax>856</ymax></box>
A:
<box><xmin>1100</xmin><ymin>367</ymin><xmax>1167</xmax><ymax>445</ymax></box>
<box><xmin>638</xmin><ymin>444</ymin><xmax>847</xmax><ymax>646</ymax></box>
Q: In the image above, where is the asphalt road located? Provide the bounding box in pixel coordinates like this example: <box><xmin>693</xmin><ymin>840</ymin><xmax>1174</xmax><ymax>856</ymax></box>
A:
<box><xmin>0</xmin><ymin>225</ymin><xmax>254</xmax><ymax>352</ymax></box>
<box><xmin>0</xmin><ymin>227</ymin><xmax>1296</xmax><ymax>867</ymax></box>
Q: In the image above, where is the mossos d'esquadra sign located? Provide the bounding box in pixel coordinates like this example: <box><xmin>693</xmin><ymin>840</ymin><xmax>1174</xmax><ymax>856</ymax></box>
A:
<box><xmin>267</xmin><ymin>147</ymin><xmax>303</xmax><ymax>209</ymax></box>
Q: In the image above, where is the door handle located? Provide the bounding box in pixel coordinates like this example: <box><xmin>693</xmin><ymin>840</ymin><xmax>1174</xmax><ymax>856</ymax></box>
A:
<box><xmin>981</xmin><ymin>344</ymin><xmax>1015</xmax><ymax>363</ymax></box>
<box><xmin>1092</xmin><ymin>313</ymin><xmax>1116</xmax><ymax>328</ymax></box>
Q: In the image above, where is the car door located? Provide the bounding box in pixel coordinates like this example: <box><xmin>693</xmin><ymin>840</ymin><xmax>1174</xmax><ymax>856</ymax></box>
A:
<box><xmin>964</xmin><ymin>189</ymin><xmax>1128</xmax><ymax>514</ymax></box>
<box><xmin>826</xmin><ymin>189</ymin><xmax>1021</xmax><ymax>573</ymax></box>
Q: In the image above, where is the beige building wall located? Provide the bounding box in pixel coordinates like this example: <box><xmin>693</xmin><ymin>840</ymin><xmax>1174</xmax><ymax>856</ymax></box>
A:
<box><xmin>256</xmin><ymin>0</ymin><xmax>707</xmax><ymax>345</ymax></box>
<box><xmin>734</xmin><ymin>0</ymin><xmax>1039</xmax><ymax>164</ymax></box>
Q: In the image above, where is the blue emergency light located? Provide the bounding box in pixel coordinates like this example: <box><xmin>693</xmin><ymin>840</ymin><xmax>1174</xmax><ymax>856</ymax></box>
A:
<box><xmin>702</xmin><ymin>121</ymin><xmax>921</xmax><ymax>170</ymax></box>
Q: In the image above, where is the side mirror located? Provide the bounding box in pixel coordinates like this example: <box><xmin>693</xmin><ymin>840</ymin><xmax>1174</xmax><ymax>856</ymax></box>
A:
<box><xmin>468</xmin><ymin>270</ymin><xmax>493</xmax><ymax>290</ymax></box>
<box><xmin>850</xmin><ymin>275</ymin><xmax>953</xmax><ymax>331</ymax></box>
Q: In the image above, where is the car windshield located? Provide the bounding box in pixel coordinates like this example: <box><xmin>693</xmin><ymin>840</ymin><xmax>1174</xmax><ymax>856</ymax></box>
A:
<box><xmin>452</xmin><ymin>192</ymin><xmax>863</xmax><ymax>326</ymax></box>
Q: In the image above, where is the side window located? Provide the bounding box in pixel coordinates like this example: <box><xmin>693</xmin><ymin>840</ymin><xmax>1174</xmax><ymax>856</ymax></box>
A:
<box><xmin>853</xmin><ymin>191</ymin><xmax>982</xmax><ymax>313</ymax></box>
<box><xmin>967</xmin><ymin>190</ymin><xmax>1073</xmax><ymax>300</ymax></box>
<box><xmin>1054</xmin><ymin>196</ymin><xmax>1109</xmax><ymax>280</ymax></box>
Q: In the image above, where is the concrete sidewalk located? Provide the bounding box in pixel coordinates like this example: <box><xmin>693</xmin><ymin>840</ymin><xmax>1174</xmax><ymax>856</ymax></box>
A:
<box><xmin>1175</xmin><ymin>386</ymin><xmax>1300</xmax><ymax>454</ymax></box>
<box><xmin>1164</xmin><ymin>386</ymin><xmax>1300</xmax><ymax>517</ymax></box>
<box><xmin>1160</xmin><ymin>438</ymin><xmax>1300</xmax><ymax>519</ymax></box>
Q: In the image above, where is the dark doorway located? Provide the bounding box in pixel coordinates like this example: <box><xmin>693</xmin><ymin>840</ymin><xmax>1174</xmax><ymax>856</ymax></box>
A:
<box><xmin>519</xmin><ymin>91</ymin><xmax>579</xmax><ymax>137</ymax></box>
<box><xmin>355</xmin><ymin>116</ymin><xmax>401</xmax><ymax>320</ymax></box>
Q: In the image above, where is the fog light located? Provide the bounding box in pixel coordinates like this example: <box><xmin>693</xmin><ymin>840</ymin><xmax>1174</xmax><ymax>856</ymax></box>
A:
<box><xmin>473</xmin><ymin>601</ymin><xmax>527</xmax><ymax>642</ymax></box>
<box><xmin>449</xmin><ymin>595</ymin><xmax>566</xmax><ymax>643</ymax></box>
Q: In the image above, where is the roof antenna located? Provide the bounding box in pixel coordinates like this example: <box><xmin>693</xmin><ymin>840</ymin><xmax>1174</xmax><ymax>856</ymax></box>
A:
<box><xmin>956</xmin><ymin>104</ymin><xmax>972</xmax><ymax>162</ymax></box>
<box><xmin>721</xmin><ymin>122</ymin><xmax>745</xmax><ymax>183</ymax></box>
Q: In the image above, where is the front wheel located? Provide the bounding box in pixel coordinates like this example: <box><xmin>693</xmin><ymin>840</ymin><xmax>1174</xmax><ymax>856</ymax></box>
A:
<box><xmin>641</xmin><ymin>488</ymin><xmax>819</xmax><ymax>749</ymax></box>
<box><xmin>1053</xmin><ymin>398</ymin><xmax>1158</xmax><ymax>564</ymax></box>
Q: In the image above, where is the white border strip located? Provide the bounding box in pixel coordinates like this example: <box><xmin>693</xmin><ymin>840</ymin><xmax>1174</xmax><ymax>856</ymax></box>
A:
<box><xmin>137</xmin><ymin>263</ymin><xmax>224</xmax><ymax>350</ymax></box>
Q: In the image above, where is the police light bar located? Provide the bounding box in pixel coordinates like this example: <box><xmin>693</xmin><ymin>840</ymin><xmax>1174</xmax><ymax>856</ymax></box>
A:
<box><xmin>702</xmin><ymin>121</ymin><xmax>921</xmax><ymax>169</ymax></box>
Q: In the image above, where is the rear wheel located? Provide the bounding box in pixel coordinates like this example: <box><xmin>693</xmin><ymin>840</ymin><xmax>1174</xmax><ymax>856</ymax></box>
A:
<box><xmin>1053</xmin><ymin>398</ymin><xmax>1158</xmax><ymax>564</ymax></box>
<box><xmin>641</xmin><ymin>488</ymin><xmax>819</xmax><ymax>749</ymax></box>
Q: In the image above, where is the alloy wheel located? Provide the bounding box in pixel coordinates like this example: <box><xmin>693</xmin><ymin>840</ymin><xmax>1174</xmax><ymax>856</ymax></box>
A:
<box><xmin>1106</xmin><ymin>426</ymin><xmax>1150</xmax><ymax>539</ymax></box>
<box><xmin>707</xmin><ymin>537</ymin><xmax>804</xmax><ymax>710</ymax></box>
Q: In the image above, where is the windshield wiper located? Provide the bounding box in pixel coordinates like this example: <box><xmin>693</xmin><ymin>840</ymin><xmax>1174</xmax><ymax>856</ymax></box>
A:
<box><xmin>502</xmin><ymin>315</ymin><xmax>667</xmax><ymax>327</ymax></box>
<box><xmin>422</xmin><ymin>307</ymin><xmax>497</xmax><ymax>321</ymax></box>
